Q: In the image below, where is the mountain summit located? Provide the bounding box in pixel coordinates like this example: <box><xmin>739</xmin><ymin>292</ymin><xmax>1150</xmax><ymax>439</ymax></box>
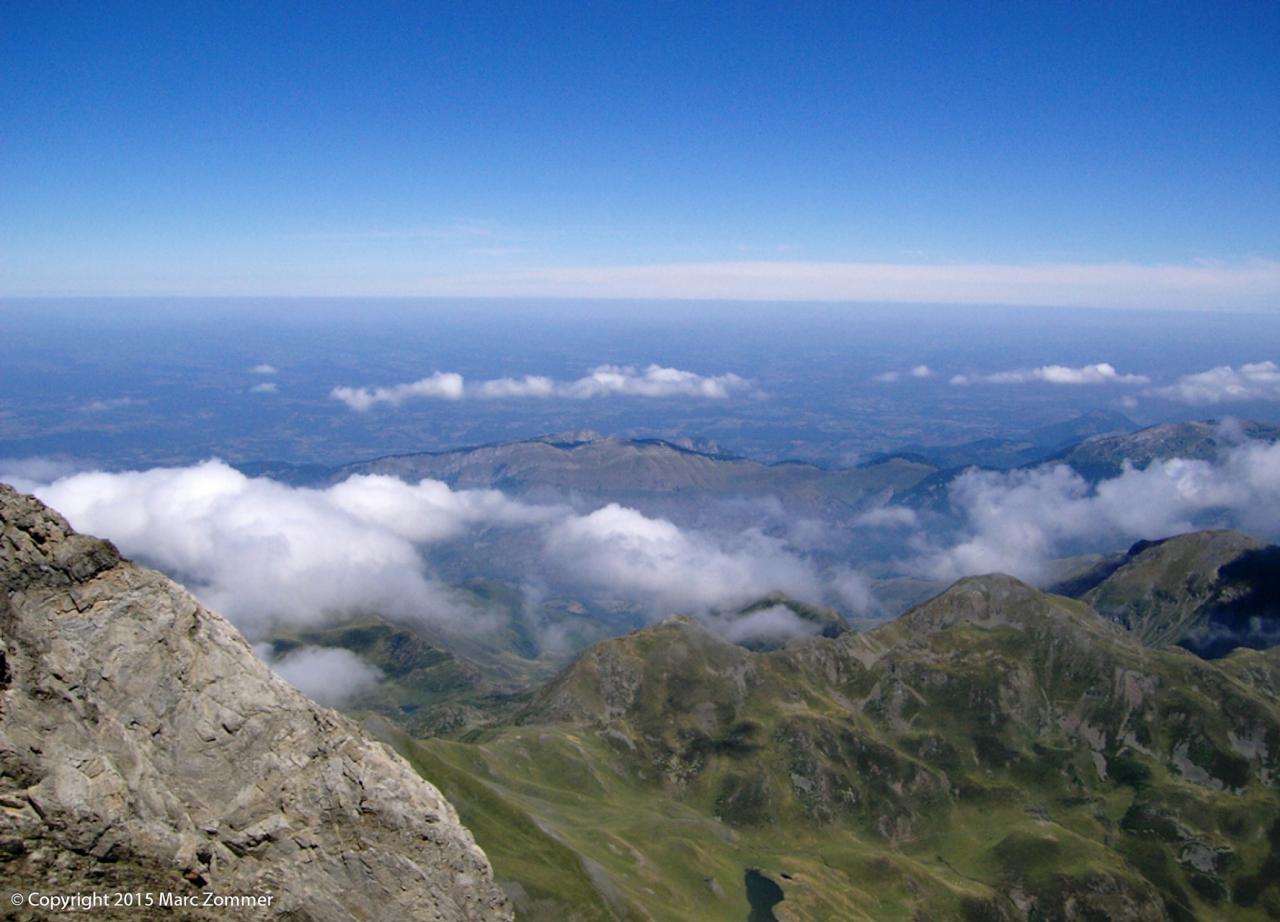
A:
<box><xmin>417</xmin><ymin>573</ymin><xmax>1280</xmax><ymax>921</ymax></box>
<box><xmin>0</xmin><ymin>484</ymin><xmax>512</xmax><ymax>921</ymax></box>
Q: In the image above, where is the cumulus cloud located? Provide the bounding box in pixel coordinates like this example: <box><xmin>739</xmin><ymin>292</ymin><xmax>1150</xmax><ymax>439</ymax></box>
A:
<box><xmin>250</xmin><ymin>364</ymin><xmax>278</xmax><ymax>375</ymax></box>
<box><xmin>950</xmin><ymin>363</ymin><xmax>1148</xmax><ymax>386</ymax></box>
<box><xmin>4</xmin><ymin>460</ymin><xmax>868</xmax><ymax>642</ymax></box>
<box><xmin>543</xmin><ymin>502</ymin><xmax>823</xmax><ymax>616</ymax></box>
<box><xmin>559</xmin><ymin>364</ymin><xmax>750</xmax><ymax>399</ymax></box>
<box><xmin>1149</xmin><ymin>361</ymin><xmax>1280</xmax><ymax>405</ymax></box>
<box><xmin>256</xmin><ymin>645</ymin><xmax>382</xmax><ymax>706</ymax></box>
<box><xmin>472</xmin><ymin>375</ymin><xmax>557</xmax><ymax>398</ymax></box>
<box><xmin>10</xmin><ymin>460</ymin><xmax>544</xmax><ymax>638</ymax></box>
<box><xmin>874</xmin><ymin>364</ymin><xmax>933</xmax><ymax>384</ymax></box>
<box><xmin>331</xmin><ymin>371</ymin><xmax>465</xmax><ymax>410</ymax></box>
<box><xmin>332</xmin><ymin>365</ymin><xmax>751</xmax><ymax>409</ymax></box>
<box><xmin>915</xmin><ymin>439</ymin><xmax>1280</xmax><ymax>583</ymax></box>
<box><xmin>249</xmin><ymin>381</ymin><xmax>278</xmax><ymax>394</ymax></box>
<box><xmin>325</xmin><ymin>473</ymin><xmax>562</xmax><ymax>542</ymax></box>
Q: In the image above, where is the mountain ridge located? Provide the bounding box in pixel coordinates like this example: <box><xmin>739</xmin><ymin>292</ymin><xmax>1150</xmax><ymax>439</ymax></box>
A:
<box><xmin>0</xmin><ymin>484</ymin><xmax>512</xmax><ymax>921</ymax></box>
<box><xmin>415</xmin><ymin>571</ymin><xmax>1280</xmax><ymax>921</ymax></box>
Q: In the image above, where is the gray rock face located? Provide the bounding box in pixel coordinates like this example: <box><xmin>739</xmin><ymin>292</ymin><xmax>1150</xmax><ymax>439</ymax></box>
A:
<box><xmin>0</xmin><ymin>484</ymin><xmax>512</xmax><ymax>921</ymax></box>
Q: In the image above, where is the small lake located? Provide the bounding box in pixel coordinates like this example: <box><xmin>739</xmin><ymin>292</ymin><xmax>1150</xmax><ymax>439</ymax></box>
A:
<box><xmin>744</xmin><ymin>868</ymin><xmax>784</xmax><ymax>922</ymax></box>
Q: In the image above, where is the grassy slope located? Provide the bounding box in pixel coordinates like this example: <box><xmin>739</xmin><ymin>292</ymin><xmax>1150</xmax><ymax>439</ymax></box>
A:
<box><xmin>395</xmin><ymin>578</ymin><xmax>1280</xmax><ymax>921</ymax></box>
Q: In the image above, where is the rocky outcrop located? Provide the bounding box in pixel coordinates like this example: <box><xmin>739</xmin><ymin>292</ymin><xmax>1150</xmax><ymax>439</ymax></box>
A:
<box><xmin>0</xmin><ymin>484</ymin><xmax>512</xmax><ymax>921</ymax></box>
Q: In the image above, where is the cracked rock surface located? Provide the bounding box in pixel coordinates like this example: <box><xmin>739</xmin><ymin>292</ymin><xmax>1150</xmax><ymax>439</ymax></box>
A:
<box><xmin>0</xmin><ymin>483</ymin><xmax>512</xmax><ymax>921</ymax></box>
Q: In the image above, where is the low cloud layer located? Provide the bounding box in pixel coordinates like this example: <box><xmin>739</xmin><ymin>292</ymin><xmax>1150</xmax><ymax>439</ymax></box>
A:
<box><xmin>3</xmin><ymin>461</ymin><xmax>552</xmax><ymax>638</ymax></box>
<box><xmin>331</xmin><ymin>371</ymin><xmax>465</xmax><ymax>410</ymax></box>
<box><xmin>1149</xmin><ymin>361</ymin><xmax>1280</xmax><ymax>405</ymax></box>
<box><xmin>255</xmin><ymin>645</ymin><xmax>383</xmax><ymax>706</ymax></box>
<box><xmin>332</xmin><ymin>364</ymin><xmax>751</xmax><ymax>410</ymax></box>
<box><xmin>3</xmin><ymin>460</ymin><xmax>856</xmax><ymax>646</ymax></box>
<box><xmin>543</xmin><ymin>502</ymin><xmax>823</xmax><ymax>616</ymax></box>
<box><xmin>950</xmin><ymin>363</ymin><xmax>1148</xmax><ymax>386</ymax></box>
<box><xmin>709</xmin><ymin>605</ymin><xmax>824</xmax><ymax>647</ymax></box>
<box><xmin>916</xmin><ymin>439</ymin><xmax>1280</xmax><ymax>583</ymax></box>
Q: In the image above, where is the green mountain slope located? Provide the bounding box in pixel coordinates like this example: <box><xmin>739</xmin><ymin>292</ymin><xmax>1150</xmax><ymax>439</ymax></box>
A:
<box><xmin>1081</xmin><ymin>531</ymin><xmax>1263</xmax><ymax>648</ymax></box>
<box><xmin>404</xmin><ymin>575</ymin><xmax>1280</xmax><ymax>921</ymax></box>
<box><xmin>1058</xmin><ymin>530</ymin><xmax>1280</xmax><ymax>658</ymax></box>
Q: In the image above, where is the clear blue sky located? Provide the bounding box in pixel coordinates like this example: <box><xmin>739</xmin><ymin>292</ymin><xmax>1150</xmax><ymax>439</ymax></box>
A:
<box><xmin>2</xmin><ymin>1</ymin><xmax>1278</xmax><ymax>305</ymax></box>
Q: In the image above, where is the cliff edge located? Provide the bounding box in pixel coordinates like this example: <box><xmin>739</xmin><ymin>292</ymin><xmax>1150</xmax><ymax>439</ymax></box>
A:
<box><xmin>0</xmin><ymin>484</ymin><xmax>512</xmax><ymax>921</ymax></box>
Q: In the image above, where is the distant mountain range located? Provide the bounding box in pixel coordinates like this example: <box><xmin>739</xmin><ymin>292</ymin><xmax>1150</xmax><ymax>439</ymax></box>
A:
<box><xmin>863</xmin><ymin>407</ymin><xmax>1139</xmax><ymax>471</ymax></box>
<box><xmin>242</xmin><ymin>417</ymin><xmax>1280</xmax><ymax>512</ymax></box>
<box><xmin>7</xmin><ymin>416</ymin><xmax>1280</xmax><ymax>921</ymax></box>
<box><xmin>242</xmin><ymin>429</ymin><xmax>937</xmax><ymax>527</ymax></box>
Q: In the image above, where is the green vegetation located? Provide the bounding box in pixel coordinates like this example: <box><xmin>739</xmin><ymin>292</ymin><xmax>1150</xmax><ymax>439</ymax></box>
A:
<box><xmin>389</xmin><ymin>575</ymin><xmax>1280</xmax><ymax>920</ymax></box>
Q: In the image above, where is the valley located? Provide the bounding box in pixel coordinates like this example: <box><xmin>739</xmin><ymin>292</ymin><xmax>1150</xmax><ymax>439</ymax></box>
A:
<box><xmin>5</xmin><ymin>418</ymin><xmax>1280</xmax><ymax>920</ymax></box>
<box><xmin>231</xmin><ymin>421</ymin><xmax>1280</xmax><ymax>920</ymax></box>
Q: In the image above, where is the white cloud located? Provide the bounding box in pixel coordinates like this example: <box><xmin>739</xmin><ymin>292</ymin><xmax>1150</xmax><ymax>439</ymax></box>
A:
<box><xmin>915</xmin><ymin>439</ymin><xmax>1280</xmax><ymax>583</ymax></box>
<box><xmin>557</xmin><ymin>365</ymin><xmax>749</xmax><ymax>399</ymax></box>
<box><xmin>332</xmin><ymin>365</ymin><xmax>751</xmax><ymax>409</ymax></box>
<box><xmin>249</xmin><ymin>381</ymin><xmax>278</xmax><ymax>394</ymax></box>
<box><xmin>875</xmin><ymin>365</ymin><xmax>933</xmax><ymax>383</ymax></box>
<box><xmin>414</xmin><ymin>259</ymin><xmax>1280</xmax><ymax>311</ymax></box>
<box><xmin>13</xmin><ymin>461</ymin><xmax>541</xmax><ymax>638</ymax></box>
<box><xmin>331</xmin><ymin>371</ymin><xmax>465</xmax><ymax>411</ymax></box>
<box><xmin>853</xmin><ymin>506</ymin><xmax>920</xmax><ymax>529</ymax></box>
<box><xmin>472</xmin><ymin>375</ymin><xmax>557</xmax><ymax>398</ymax></box>
<box><xmin>256</xmin><ymin>645</ymin><xmax>382</xmax><ymax>706</ymax></box>
<box><xmin>4</xmin><ymin>460</ymin><xmax>870</xmax><ymax>640</ymax></box>
<box><xmin>829</xmin><ymin>567</ymin><xmax>877</xmax><ymax>616</ymax></box>
<box><xmin>81</xmin><ymin>397</ymin><xmax>141</xmax><ymax>412</ymax></box>
<box><xmin>950</xmin><ymin>363</ymin><xmax>1148</xmax><ymax>386</ymax></box>
<box><xmin>1149</xmin><ymin>361</ymin><xmax>1280</xmax><ymax>405</ymax></box>
<box><xmin>0</xmin><ymin>457</ymin><xmax>87</xmax><ymax>483</ymax></box>
<box><xmin>250</xmin><ymin>364</ymin><xmax>278</xmax><ymax>375</ymax></box>
<box><xmin>542</xmin><ymin>502</ymin><xmax>823</xmax><ymax>616</ymax></box>
<box><xmin>711</xmin><ymin>604</ymin><xmax>824</xmax><ymax>646</ymax></box>
<box><xmin>325</xmin><ymin>474</ymin><xmax>563</xmax><ymax>543</ymax></box>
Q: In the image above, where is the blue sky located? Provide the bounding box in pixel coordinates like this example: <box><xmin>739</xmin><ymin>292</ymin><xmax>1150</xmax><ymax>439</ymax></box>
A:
<box><xmin>2</xmin><ymin>1</ymin><xmax>1278</xmax><ymax>306</ymax></box>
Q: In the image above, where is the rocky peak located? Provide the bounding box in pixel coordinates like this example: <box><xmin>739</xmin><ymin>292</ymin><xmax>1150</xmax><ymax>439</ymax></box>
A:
<box><xmin>895</xmin><ymin>573</ymin><xmax>1056</xmax><ymax>632</ymax></box>
<box><xmin>0</xmin><ymin>484</ymin><xmax>512</xmax><ymax>921</ymax></box>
